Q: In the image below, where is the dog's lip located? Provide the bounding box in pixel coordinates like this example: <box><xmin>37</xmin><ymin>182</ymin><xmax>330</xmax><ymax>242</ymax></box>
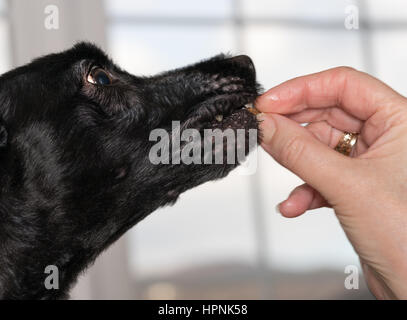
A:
<box><xmin>184</xmin><ymin>94</ymin><xmax>256</xmax><ymax>127</ymax></box>
<box><xmin>212</xmin><ymin>102</ymin><xmax>259</xmax><ymax>122</ymax></box>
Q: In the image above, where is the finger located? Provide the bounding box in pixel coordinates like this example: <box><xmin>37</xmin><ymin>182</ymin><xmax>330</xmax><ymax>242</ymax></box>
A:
<box><xmin>279</xmin><ymin>184</ymin><xmax>328</xmax><ymax>218</ymax></box>
<box><xmin>305</xmin><ymin>121</ymin><xmax>344</xmax><ymax>148</ymax></box>
<box><xmin>288</xmin><ymin>107</ymin><xmax>363</xmax><ymax>133</ymax></box>
<box><xmin>360</xmin><ymin>104</ymin><xmax>407</xmax><ymax>147</ymax></box>
<box><xmin>308</xmin><ymin>190</ymin><xmax>329</xmax><ymax>210</ymax></box>
<box><xmin>256</xmin><ymin>67</ymin><xmax>404</xmax><ymax>121</ymax></box>
<box><xmin>258</xmin><ymin>112</ymin><xmax>360</xmax><ymax>200</ymax></box>
<box><xmin>305</xmin><ymin>121</ymin><xmax>369</xmax><ymax>155</ymax></box>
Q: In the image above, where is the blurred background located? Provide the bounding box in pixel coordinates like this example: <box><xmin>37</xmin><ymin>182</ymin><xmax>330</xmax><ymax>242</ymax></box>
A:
<box><xmin>2</xmin><ymin>0</ymin><xmax>407</xmax><ymax>299</ymax></box>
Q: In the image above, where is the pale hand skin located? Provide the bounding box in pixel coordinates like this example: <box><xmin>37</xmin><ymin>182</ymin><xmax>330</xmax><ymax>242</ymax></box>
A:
<box><xmin>256</xmin><ymin>67</ymin><xmax>407</xmax><ymax>299</ymax></box>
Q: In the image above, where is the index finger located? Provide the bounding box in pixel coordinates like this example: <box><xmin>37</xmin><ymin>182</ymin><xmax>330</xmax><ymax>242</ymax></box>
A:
<box><xmin>256</xmin><ymin>67</ymin><xmax>404</xmax><ymax>120</ymax></box>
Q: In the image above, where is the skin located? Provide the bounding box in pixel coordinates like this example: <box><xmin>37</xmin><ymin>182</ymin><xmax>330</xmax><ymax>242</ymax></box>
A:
<box><xmin>255</xmin><ymin>67</ymin><xmax>407</xmax><ymax>299</ymax></box>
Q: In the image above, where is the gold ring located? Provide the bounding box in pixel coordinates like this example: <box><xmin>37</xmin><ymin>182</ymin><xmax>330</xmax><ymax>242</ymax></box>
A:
<box><xmin>334</xmin><ymin>132</ymin><xmax>358</xmax><ymax>156</ymax></box>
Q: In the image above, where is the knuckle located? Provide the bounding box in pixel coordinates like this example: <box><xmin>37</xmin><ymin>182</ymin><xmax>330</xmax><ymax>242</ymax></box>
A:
<box><xmin>329</xmin><ymin>66</ymin><xmax>358</xmax><ymax>84</ymax></box>
<box><xmin>332</xmin><ymin>66</ymin><xmax>357</xmax><ymax>75</ymax></box>
<box><xmin>280</xmin><ymin>135</ymin><xmax>306</xmax><ymax>169</ymax></box>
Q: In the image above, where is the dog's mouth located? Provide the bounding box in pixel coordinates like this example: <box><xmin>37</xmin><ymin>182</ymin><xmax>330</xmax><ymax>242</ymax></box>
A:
<box><xmin>180</xmin><ymin>92</ymin><xmax>260</xmax><ymax>139</ymax></box>
<box><xmin>149</xmin><ymin>54</ymin><xmax>261</xmax><ymax>168</ymax></box>
<box><xmin>207</xmin><ymin>100</ymin><xmax>260</xmax><ymax>131</ymax></box>
<box><xmin>174</xmin><ymin>54</ymin><xmax>261</xmax><ymax>167</ymax></box>
<box><xmin>188</xmin><ymin>91</ymin><xmax>260</xmax><ymax>135</ymax></box>
<box><xmin>183</xmin><ymin>55</ymin><xmax>260</xmax><ymax>133</ymax></box>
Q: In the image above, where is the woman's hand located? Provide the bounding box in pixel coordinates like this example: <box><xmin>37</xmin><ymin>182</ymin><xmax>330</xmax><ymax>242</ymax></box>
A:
<box><xmin>256</xmin><ymin>67</ymin><xmax>407</xmax><ymax>299</ymax></box>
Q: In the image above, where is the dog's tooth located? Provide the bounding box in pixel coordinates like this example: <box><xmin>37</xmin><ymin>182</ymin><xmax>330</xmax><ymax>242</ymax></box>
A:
<box><xmin>215</xmin><ymin>114</ymin><xmax>223</xmax><ymax>122</ymax></box>
<box><xmin>245</xmin><ymin>103</ymin><xmax>253</xmax><ymax>109</ymax></box>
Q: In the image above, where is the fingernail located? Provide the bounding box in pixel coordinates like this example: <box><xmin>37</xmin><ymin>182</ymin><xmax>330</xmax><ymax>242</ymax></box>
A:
<box><xmin>267</xmin><ymin>93</ymin><xmax>279</xmax><ymax>102</ymax></box>
<box><xmin>258</xmin><ymin>89</ymin><xmax>280</xmax><ymax>104</ymax></box>
<box><xmin>256</xmin><ymin>113</ymin><xmax>276</xmax><ymax>144</ymax></box>
<box><xmin>255</xmin><ymin>93</ymin><xmax>279</xmax><ymax>114</ymax></box>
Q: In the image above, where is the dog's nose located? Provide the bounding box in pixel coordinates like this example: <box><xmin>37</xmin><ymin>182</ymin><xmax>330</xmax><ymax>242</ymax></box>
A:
<box><xmin>230</xmin><ymin>55</ymin><xmax>255</xmax><ymax>72</ymax></box>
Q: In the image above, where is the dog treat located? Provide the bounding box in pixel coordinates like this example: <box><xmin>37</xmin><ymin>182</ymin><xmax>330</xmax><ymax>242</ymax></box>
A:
<box><xmin>245</xmin><ymin>103</ymin><xmax>260</xmax><ymax>115</ymax></box>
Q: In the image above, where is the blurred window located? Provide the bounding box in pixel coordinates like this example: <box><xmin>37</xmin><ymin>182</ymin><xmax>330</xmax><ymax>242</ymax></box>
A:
<box><xmin>0</xmin><ymin>0</ymin><xmax>10</xmax><ymax>74</ymax></box>
<box><xmin>105</xmin><ymin>0</ymin><xmax>407</xmax><ymax>299</ymax></box>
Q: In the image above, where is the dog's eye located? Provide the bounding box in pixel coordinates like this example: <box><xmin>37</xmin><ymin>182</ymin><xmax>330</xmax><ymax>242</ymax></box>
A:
<box><xmin>87</xmin><ymin>67</ymin><xmax>112</xmax><ymax>85</ymax></box>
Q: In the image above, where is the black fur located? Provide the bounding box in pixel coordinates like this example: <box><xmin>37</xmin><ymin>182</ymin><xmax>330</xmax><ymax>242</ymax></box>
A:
<box><xmin>0</xmin><ymin>42</ymin><xmax>260</xmax><ymax>299</ymax></box>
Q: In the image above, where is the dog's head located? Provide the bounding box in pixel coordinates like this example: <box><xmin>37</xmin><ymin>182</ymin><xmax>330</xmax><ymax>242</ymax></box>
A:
<box><xmin>0</xmin><ymin>42</ymin><xmax>260</xmax><ymax>298</ymax></box>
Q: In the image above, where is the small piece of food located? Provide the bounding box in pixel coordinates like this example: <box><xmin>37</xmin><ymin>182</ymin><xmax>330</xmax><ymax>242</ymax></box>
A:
<box><xmin>245</xmin><ymin>103</ymin><xmax>260</xmax><ymax>115</ymax></box>
<box><xmin>215</xmin><ymin>114</ymin><xmax>223</xmax><ymax>122</ymax></box>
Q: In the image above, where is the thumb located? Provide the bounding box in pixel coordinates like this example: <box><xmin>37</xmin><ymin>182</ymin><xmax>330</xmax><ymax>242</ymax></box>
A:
<box><xmin>257</xmin><ymin>113</ymin><xmax>359</xmax><ymax>200</ymax></box>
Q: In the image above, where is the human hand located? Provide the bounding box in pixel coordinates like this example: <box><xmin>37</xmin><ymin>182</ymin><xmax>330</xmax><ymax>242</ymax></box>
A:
<box><xmin>256</xmin><ymin>67</ymin><xmax>407</xmax><ymax>299</ymax></box>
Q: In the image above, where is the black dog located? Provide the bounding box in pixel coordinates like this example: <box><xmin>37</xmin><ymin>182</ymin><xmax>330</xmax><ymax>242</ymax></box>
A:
<box><xmin>0</xmin><ymin>42</ymin><xmax>260</xmax><ymax>299</ymax></box>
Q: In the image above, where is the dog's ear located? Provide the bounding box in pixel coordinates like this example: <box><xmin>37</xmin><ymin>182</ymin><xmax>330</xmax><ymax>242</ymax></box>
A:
<box><xmin>0</xmin><ymin>120</ymin><xmax>8</xmax><ymax>149</ymax></box>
